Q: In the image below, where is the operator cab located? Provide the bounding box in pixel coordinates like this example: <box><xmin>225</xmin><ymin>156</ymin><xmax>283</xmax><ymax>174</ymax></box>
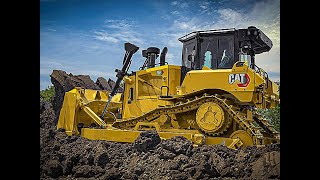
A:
<box><xmin>178</xmin><ymin>26</ymin><xmax>273</xmax><ymax>82</ymax></box>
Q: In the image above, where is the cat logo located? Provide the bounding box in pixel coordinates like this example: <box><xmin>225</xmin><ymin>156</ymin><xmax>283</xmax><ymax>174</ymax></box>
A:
<box><xmin>228</xmin><ymin>73</ymin><xmax>250</xmax><ymax>87</ymax></box>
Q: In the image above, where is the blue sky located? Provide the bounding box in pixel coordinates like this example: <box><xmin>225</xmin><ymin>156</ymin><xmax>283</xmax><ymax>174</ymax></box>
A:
<box><xmin>40</xmin><ymin>0</ymin><xmax>280</xmax><ymax>90</ymax></box>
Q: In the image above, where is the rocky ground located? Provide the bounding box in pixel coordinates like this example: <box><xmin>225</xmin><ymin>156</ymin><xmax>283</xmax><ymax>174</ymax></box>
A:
<box><xmin>40</xmin><ymin>70</ymin><xmax>280</xmax><ymax>179</ymax></box>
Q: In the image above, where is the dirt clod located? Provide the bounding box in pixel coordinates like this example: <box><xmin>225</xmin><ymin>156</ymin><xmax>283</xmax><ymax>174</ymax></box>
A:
<box><xmin>45</xmin><ymin>160</ymin><xmax>63</xmax><ymax>178</ymax></box>
<box><xmin>96</xmin><ymin>77</ymin><xmax>112</xmax><ymax>91</ymax></box>
<box><xmin>133</xmin><ymin>130</ymin><xmax>161</xmax><ymax>152</ymax></box>
<box><xmin>161</xmin><ymin>136</ymin><xmax>193</xmax><ymax>156</ymax></box>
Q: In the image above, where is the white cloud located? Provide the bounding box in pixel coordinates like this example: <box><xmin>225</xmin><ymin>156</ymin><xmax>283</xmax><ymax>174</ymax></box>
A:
<box><xmin>200</xmin><ymin>5</ymin><xmax>208</xmax><ymax>10</ymax></box>
<box><xmin>171</xmin><ymin>1</ymin><xmax>178</xmax><ymax>6</ymax></box>
<box><xmin>94</xmin><ymin>19</ymin><xmax>145</xmax><ymax>45</ymax></box>
<box><xmin>104</xmin><ymin>19</ymin><xmax>134</xmax><ymax>29</ymax></box>
<box><xmin>159</xmin><ymin>32</ymin><xmax>184</xmax><ymax>47</ymax></box>
<box><xmin>165</xmin><ymin>51</ymin><xmax>182</xmax><ymax>65</ymax></box>
<box><xmin>171</xmin><ymin>11</ymin><xmax>180</xmax><ymax>15</ymax></box>
<box><xmin>113</xmin><ymin>31</ymin><xmax>144</xmax><ymax>45</ymax></box>
<box><xmin>217</xmin><ymin>8</ymin><xmax>245</xmax><ymax>24</ymax></box>
<box><xmin>166</xmin><ymin>52</ymin><xmax>174</xmax><ymax>60</ymax></box>
<box><xmin>94</xmin><ymin>31</ymin><xmax>119</xmax><ymax>43</ymax></box>
<box><xmin>198</xmin><ymin>0</ymin><xmax>214</xmax><ymax>15</ymax></box>
<box><xmin>47</xmin><ymin>28</ymin><xmax>56</xmax><ymax>31</ymax></box>
<box><xmin>172</xmin><ymin>18</ymin><xmax>205</xmax><ymax>31</ymax></box>
<box><xmin>170</xmin><ymin>0</ymin><xmax>189</xmax><ymax>9</ymax></box>
<box><xmin>199</xmin><ymin>0</ymin><xmax>210</xmax><ymax>10</ymax></box>
<box><xmin>180</xmin><ymin>2</ymin><xmax>189</xmax><ymax>9</ymax></box>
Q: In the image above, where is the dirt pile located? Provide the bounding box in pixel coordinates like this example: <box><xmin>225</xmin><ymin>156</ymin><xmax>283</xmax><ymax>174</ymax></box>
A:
<box><xmin>96</xmin><ymin>77</ymin><xmax>112</xmax><ymax>91</ymax></box>
<box><xmin>50</xmin><ymin>70</ymin><xmax>123</xmax><ymax>122</ymax></box>
<box><xmin>40</xmin><ymin>102</ymin><xmax>280</xmax><ymax>179</ymax></box>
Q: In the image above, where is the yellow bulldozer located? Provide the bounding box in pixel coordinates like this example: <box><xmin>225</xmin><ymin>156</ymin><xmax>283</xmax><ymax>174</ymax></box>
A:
<box><xmin>57</xmin><ymin>26</ymin><xmax>280</xmax><ymax>149</ymax></box>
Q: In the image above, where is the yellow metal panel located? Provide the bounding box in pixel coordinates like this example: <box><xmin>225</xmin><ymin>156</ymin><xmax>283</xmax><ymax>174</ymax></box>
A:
<box><xmin>157</xmin><ymin>132</ymin><xmax>193</xmax><ymax>140</ymax></box>
<box><xmin>81</xmin><ymin>128</ymin><xmax>199</xmax><ymax>143</ymax></box>
<box><xmin>254</xmin><ymin>72</ymin><xmax>264</xmax><ymax>87</ymax></box>
<box><xmin>82</xmin><ymin>128</ymin><xmax>141</xmax><ymax>142</ymax></box>
<box><xmin>84</xmin><ymin>89</ymin><xmax>95</xmax><ymax>100</ymax></box>
<box><xmin>57</xmin><ymin>91</ymin><xmax>77</xmax><ymax>135</ymax></box>
<box><xmin>180</xmin><ymin>63</ymin><xmax>257</xmax><ymax>102</ymax></box>
<box><xmin>137</xmin><ymin>74</ymin><xmax>162</xmax><ymax>97</ymax></box>
<box><xmin>122</xmin><ymin>65</ymin><xmax>180</xmax><ymax>119</ymax></box>
<box><xmin>82</xmin><ymin>106</ymin><xmax>107</xmax><ymax>127</ymax></box>
<box><xmin>202</xmin><ymin>66</ymin><xmax>211</xmax><ymax>70</ymax></box>
<box><xmin>168</xmin><ymin>66</ymin><xmax>181</xmax><ymax>96</ymax></box>
<box><xmin>205</xmin><ymin>137</ymin><xmax>234</xmax><ymax>146</ymax></box>
<box><xmin>122</xmin><ymin>74</ymin><xmax>142</xmax><ymax>119</ymax></box>
<box><xmin>137</xmin><ymin>98</ymin><xmax>169</xmax><ymax>112</ymax></box>
<box><xmin>57</xmin><ymin>88</ymin><xmax>123</xmax><ymax>134</ymax></box>
<box><xmin>112</xmin><ymin>93</ymin><xmax>122</xmax><ymax>102</ymax></box>
<box><xmin>81</xmin><ymin>128</ymin><xmax>237</xmax><ymax>146</ymax></box>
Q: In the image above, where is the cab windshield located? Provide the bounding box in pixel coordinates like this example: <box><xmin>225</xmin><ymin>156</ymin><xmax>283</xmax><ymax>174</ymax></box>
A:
<box><xmin>181</xmin><ymin>34</ymin><xmax>236</xmax><ymax>70</ymax></box>
<box><xmin>199</xmin><ymin>35</ymin><xmax>235</xmax><ymax>69</ymax></box>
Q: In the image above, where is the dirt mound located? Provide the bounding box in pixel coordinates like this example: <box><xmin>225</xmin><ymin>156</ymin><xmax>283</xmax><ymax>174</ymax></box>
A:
<box><xmin>96</xmin><ymin>77</ymin><xmax>112</xmax><ymax>91</ymax></box>
<box><xmin>50</xmin><ymin>70</ymin><xmax>123</xmax><ymax>123</ymax></box>
<box><xmin>40</xmin><ymin>101</ymin><xmax>280</xmax><ymax>179</ymax></box>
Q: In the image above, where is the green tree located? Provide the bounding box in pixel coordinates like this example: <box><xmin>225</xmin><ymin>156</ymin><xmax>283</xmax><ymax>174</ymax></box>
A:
<box><xmin>40</xmin><ymin>86</ymin><xmax>55</xmax><ymax>102</ymax></box>
<box><xmin>257</xmin><ymin>104</ymin><xmax>280</xmax><ymax>132</ymax></box>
